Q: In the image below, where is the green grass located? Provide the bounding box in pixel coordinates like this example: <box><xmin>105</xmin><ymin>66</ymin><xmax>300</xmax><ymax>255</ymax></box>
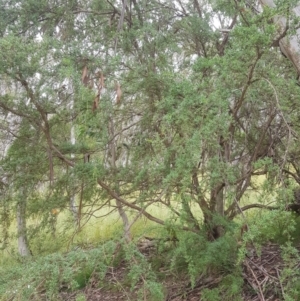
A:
<box><xmin>0</xmin><ymin>178</ymin><xmax>277</xmax><ymax>262</ymax></box>
<box><xmin>0</xmin><ymin>177</ymin><xmax>285</xmax><ymax>288</ymax></box>
<box><xmin>0</xmin><ymin>201</ymin><xmax>176</xmax><ymax>262</ymax></box>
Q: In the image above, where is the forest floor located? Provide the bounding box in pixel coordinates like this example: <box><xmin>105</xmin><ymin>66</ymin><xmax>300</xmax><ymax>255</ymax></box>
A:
<box><xmin>58</xmin><ymin>241</ymin><xmax>288</xmax><ymax>301</ymax></box>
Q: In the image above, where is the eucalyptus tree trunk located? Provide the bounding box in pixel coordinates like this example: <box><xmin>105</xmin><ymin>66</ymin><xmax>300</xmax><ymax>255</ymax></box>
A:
<box><xmin>16</xmin><ymin>195</ymin><xmax>30</xmax><ymax>257</ymax></box>
<box><xmin>69</xmin><ymin>121</ymin><xmax>78</xmax><ymax>224</ymax></box>
<box><xmin>108</xmin><ymin>117</ymin><xmax>131</xmax><ymax>242</ymax></box>
<box><xmin>260</xmin><ymin>1</ymin><xmax>300</xmax><ymax>74</ymax></box>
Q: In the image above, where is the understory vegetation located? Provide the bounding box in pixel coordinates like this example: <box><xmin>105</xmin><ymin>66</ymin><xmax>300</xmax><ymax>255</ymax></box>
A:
<box><xmin>2</xmin><ymin>208</ymin><xmax>300</xmax><ymax>300</ymax></box>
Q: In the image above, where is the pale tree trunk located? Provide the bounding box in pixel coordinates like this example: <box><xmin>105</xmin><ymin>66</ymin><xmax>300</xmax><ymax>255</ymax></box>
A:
<box><xmin>69</xmin><ymin>103</ymin><xmax>78</xmax><ymax>224</ymax></box>
<box><xmin>108</xmin><ymin>117</ymin><xmax>131</xmax><ymax>242</ymax></box>
<box><xmin>116</xmin><ymin>196</ymin><xmax>131</xmax><ymax>243</ymax></box>
<box><xmin>16</xmin><ymin>198</ymin><xmax>31</xmax><ymax>257</ymax></box>
<box><xmin>260</xmin><ymin>0</ymin><xmax>300</xmax><ymax>74</ymax></box>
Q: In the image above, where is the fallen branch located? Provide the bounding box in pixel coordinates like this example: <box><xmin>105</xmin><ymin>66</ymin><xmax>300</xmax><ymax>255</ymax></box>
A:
<box><xmin>245</xmin><ymin>260</ymin><xmax>266</xmax><ymax>301</ymax></box>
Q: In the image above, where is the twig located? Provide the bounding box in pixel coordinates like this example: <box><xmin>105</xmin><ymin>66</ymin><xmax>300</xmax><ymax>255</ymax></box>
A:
<box><xmin>248</xmin><ymin>257</ymin><xmax>278</xmax><ymax>281</ymax></box>
<box><xmin>245</xmin><ymin>260</ymin><xmax>266</xmax><ymax>301</ymax></box>
<box><xmin>127</xmin><ymin>187</ymin><xmax>168</xmax><ymax>232</ymax></box>
<box><xmin>276</xmin><ymin>268</ymin><xmax>285</xmax><ymax>299</ymax></box>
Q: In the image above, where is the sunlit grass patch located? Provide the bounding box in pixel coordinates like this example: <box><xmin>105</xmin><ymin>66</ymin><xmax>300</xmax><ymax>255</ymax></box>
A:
<box><xmin>0</xmin><ymin>176</ymin><xmax>283</xmax><ymax>263</ymax></box>
<box><xmin>72</xmin><ymin>202</ymin><xmax>175</xmax><ymax>245</ymax></box>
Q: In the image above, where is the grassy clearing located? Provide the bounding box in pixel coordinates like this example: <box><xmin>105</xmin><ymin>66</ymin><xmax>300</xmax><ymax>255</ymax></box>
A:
<box><xmin>0</xmin><ymin>178</ymin><xmax>284</xmax><ymax>291</ymax></box>
<box><xmin>0</xmin><ymin>179</ymin><xmax>274</xmax><ymax>262</ymax></box>
<box><xmin>0</xmin><ymin>201</ymin><xmax>175</xmax><ymax>261</ymax></box>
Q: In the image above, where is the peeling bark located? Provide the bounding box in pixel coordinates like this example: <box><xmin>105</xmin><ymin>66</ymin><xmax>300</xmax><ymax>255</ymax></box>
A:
<box><xmin>260</xmin><ymin>0</ymin><xmax>300</xmax><ymax>75</ymax></box>
<box><xmin>17</xmin><ymin>199</ymin><xmax>30</xmax><ymax>257</ymax></box>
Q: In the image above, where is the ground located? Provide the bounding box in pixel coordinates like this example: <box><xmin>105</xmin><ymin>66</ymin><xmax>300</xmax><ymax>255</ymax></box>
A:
<box><xmin>55</xmin><ymin>241</ymin><xmax>292</xmax><ymax>301</ymax></box>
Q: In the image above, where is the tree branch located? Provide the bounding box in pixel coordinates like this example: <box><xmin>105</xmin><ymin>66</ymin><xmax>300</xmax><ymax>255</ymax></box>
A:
<box><xmin>97</xmin><ymin>179</ymin><xmax>197</xmax><ymax>232</ymax></box>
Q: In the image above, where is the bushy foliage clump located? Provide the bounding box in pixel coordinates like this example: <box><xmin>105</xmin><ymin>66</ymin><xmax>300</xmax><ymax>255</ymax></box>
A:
<box><xmin>0</xmin><ymin>241</ymin><xmax>116</xmax><ymax>300</ymax></box>
<box><xmin>162</xmin><ymin>220</ymin><xmax>240</xmax><ymax>290</ymax></box>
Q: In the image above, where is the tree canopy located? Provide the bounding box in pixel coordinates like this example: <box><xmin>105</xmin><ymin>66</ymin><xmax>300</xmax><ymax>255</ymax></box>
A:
<box><xmin>0</xmin><ymin>0</ymin><xmax>300</xmax><ymax>249</ymax></box>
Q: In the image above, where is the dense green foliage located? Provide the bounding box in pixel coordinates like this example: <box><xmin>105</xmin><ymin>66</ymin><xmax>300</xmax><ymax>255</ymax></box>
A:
<box><xmin>1</xmin><ymin>0</ymin><xmax>300</xmax><ymax>299</ymax></box>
